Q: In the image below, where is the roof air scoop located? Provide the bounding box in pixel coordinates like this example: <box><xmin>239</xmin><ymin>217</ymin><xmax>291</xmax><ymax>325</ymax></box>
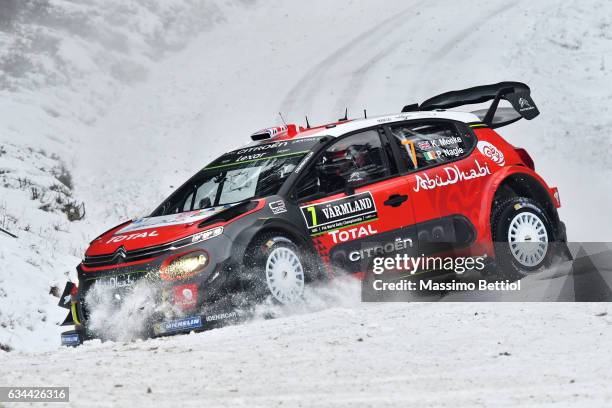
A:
<box><xmin>250</xmin><ymin>125</ymin><xmax>288</xmax><ymax>141</ymax></box>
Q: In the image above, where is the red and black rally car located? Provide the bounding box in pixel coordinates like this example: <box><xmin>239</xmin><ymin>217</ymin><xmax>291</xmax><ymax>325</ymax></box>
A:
<box><xmin>59</xmin><ymin>82</ymin><xmax>568</xmax><ymax>346</ymax></box>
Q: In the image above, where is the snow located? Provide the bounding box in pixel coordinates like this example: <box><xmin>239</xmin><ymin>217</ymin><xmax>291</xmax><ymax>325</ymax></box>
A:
<box><xmin>1</xmin><ymin>301</ymin><xmax>610</xmax><ymax>407</ymax></box>
<box><xmin>0</xmin><ymin>0</ymin><xmax>611</xmax><ymax>405</ymax></box>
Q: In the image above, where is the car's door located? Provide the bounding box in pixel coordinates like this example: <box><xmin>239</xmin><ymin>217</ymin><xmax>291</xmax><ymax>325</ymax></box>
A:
<box><xmin>294</xmin><ymin>128</ymin><xmax>417</xmax><ymax>274</ymax></box>
<box><xmin>384</xmin><ymin>120</ymin><xmax>481</xmax><ymax>253</ymax></box>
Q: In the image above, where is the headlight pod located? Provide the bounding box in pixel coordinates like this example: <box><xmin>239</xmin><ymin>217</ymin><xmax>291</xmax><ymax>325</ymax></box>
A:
<box><xmin>160</xmin><ymin>250</ymin><xmax>209</xmax><ymax>281</ymax></box>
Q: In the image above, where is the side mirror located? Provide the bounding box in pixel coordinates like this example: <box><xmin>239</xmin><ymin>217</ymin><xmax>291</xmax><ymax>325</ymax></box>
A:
<box><xmin>344</xmin><ymin>182</ymin><xmax>356</xmax><ymax>197</ymax></box>
<box><xmin>344</xmin><ymin>171</ymin><xmax>367</xmax><ymax>196</ymax></box>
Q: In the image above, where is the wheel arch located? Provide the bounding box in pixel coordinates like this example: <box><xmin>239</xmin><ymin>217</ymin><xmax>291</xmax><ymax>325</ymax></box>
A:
<box><xmin>238</xmin><ymin>219</ymin><xmax>318</xmax><ymax>264</ymax></box>
<box><xmin>481</xmin><ymin>167</ymin><xmax>562</xmax><ymax>240</ymax></box>
<box><xmin>240</xmin><ymin>219</ymin><xmax>326</xmax><ymax>281</ymax></box>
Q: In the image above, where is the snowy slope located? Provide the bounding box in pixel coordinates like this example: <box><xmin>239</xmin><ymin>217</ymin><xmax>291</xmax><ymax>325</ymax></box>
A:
<box><xmin>0</xmin><ymin>0</ymin><xmax>252</xmax><ymax>351</ymax></box>
<box><xmin>0</xmin><ymin>0</ymin><xmax>611</xmax><ymax>405</ymax></box>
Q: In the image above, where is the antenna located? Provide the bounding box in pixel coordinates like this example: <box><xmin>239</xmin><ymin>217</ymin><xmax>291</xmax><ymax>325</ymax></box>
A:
<box><xmin>305</xmin><ymin>115</ymin><xmax>311</xmax><ymax>129</ymax></box>
<box><xmin>278</xmin><ymin>112</ymin><xmax>288</xmax><ymax>127</ymax></box>
<box><xmin>339</xmin><ymin>108</ymin><xmax>348</xmax><ymax>121</ymax></box>
<box><xmin>363</xmin><ymin>109</ymin><xmax>367</xmax><ymax>119</ymax></box>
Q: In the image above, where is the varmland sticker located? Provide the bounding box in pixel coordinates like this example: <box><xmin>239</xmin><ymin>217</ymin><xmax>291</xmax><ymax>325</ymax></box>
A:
<box><xmin>300</xmin><ymin>192</ymin><xmax>377</xmax><ymax>235</ymax></box>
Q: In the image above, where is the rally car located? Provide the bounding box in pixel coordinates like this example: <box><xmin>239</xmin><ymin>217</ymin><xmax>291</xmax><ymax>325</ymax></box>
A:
<box><xmin>59</xmin><ymin>81</ymin><xmax>568</xmax><ymax>346</ymax></box>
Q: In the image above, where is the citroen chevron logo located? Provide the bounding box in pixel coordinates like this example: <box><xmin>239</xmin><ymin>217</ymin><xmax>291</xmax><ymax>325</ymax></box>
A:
<box><xmin>113</xmin><ymin>246</ymin><xmax>127</xmax><ymax>262</ymax></box>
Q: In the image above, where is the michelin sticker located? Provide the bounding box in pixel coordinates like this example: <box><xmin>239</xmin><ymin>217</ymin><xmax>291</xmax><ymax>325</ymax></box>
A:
<box><xmin>153</xmin><ymin>316</ymin><xmax>203</xmax><ymax>335</ymax></box>
<box><xmin>300</xmin><ymin>192</ymin><xmax>377</xmax><ymax>235</ymax></box>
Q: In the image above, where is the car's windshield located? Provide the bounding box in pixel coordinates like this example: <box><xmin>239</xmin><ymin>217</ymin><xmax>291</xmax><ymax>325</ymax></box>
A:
<box><xmin>153</xmin><ymin>136</ymin><xmax>323</xmax><ymax>216</ymax></box>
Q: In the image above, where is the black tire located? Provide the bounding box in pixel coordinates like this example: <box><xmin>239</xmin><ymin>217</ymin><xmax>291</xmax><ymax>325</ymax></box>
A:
<box><xmin>491</xmin><ymin>197</ymin><xmax>557</xmax><ymax>281</ymax></box>
<box><xmin>241</xmin><ymin>233</ymin><xmax>311</xmax><ymax>304</ymax></box>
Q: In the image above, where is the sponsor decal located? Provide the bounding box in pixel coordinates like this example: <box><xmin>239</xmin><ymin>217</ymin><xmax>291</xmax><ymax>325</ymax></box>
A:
<box><xmin>328</xmin><ymin>224</ymin><xmax>378</xmax><ymax>244</ymax></box>
<box><xmin>518</xmin><ymin>97</ymin><xmax>535</xmax><ymax>112</ymax></box>
<box><xmin>173</xmin><ymin>284</ymin><xmax>198</xmax><ymax>310</ymax></box>
<box><xmin>348</xmin><ymin>236</ymin><xmax>414</xmax><ymax>262</ymax></box>
<box><xmin>434</xmin><ymin>136</ymin><xmax>462</xmax><ymax>147</ymax></box>
<box><xmin>439</xmin><ymin>147</ymin><xmax>464</xmax><ymax>157</ymax></box>
<box><xmin>413</xmin><ymin>160</ymin><xmax>491</xmax><ymax>192</ymax></box>
<box><xmin>191</xmin><ymin>226</ymin><xmax>224</xmax><ymax>243</ymax></box>
<box><xmin>294</xmin><ymin>151</ymin><xmax>314</xmax><ymax>174</ymax></box>
<box><xmin>154</xmin><ymin>316</ymin><xmax>203</xmax><ymax>335</ymax></box>
<box><xmin>423</xmin><ymin>151</ymin><xmax>437</xmax><ymax>161</ymax></box>
<box><xmin>269</xmin><ymin>200</ymin><xmax>287</xmax><ymax>214</ymax></box>
<box><xmin>301</xmin><ymin>192</ymin><xmax>378</xmax><ymax>235</ymax></box>
<box><xmin>477</xmin><ymin>141</ymin><xmax>505</xmax><ymax>166</ymax></box>
<box><xmin>106</xmin><ymin>230</ymin><xmax>159</xmax><ymax>244</ymax></box>
<box><xmin>206</xmin><ymin>311</ymin><xmax>238</xmax><ymax>322</ymax></box>
<box><xmin>115</xmin><ymin>205</ymin><xmax>237</xmax><ymax>235</ymax></box>
<box><xmin>417</xmin><ymin>141</ymin><xmax>432</xmax><ymax>150</ymax></box>
<box><xmin>61</xmin><ymin>333</ymin><xmax>80</xmax><ymax>346</ymax></box>
<box><xmin>206</xmin><ymin>137</ymin><xmax>323</xmax><ymax>170</ymax></box>
<box><xmin>347</xmin><ymin>171</ymin><xmax>369</xmax><ymax>183</ymax></box>
<box><xmin>235</xmin><ymin>141</ymin><xmax>290</xmax><ymax>155</ymax></box>
<box><xmin>415</xmin><ymin>137</ymin><xmax>465</xmax><ymax>162</ymax></box>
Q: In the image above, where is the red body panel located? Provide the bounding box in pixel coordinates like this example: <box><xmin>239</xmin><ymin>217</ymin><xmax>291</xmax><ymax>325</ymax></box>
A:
<box><xmin>300</xmin><ymin>126</ymin><xmax>558</xmax><ymax>264</ymax></box>
<box><xmin>86</xmin><ymin>222</ymin><xmax>203</xmax><ymax>257</ymax></box>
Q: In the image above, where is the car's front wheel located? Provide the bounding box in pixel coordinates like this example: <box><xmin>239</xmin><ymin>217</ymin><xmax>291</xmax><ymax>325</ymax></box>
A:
<box><xmin>243</xmin><ymin>233</ymin><xmax>309</xmax><ymax>304</ymax></box>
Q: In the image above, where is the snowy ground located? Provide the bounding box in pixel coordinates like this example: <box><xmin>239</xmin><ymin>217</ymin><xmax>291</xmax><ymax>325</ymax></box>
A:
<box><xmin>0</xmin><ymin>0</ymin><xmax>611</xmax><ymax>406</ymax></box>
<box><xmin>1</xmin><ymin>302</ymin><xmax>611</xmax><ymax>407</ymax></box>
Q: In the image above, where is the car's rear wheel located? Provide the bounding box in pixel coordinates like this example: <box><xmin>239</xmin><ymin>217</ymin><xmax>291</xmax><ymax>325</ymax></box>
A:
<box><xmin>243</xmin><ymin>233</ymin><xmax>310</xmax><ymax>304</ymax></box>
<box><xmin>491</xmin><ymin>197</ymin><xmax>556</xmax><ymax>281</ymax></box>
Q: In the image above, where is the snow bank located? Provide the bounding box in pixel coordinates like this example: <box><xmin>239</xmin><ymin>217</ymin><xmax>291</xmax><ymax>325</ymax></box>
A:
<box><xmin>0</xmin><ymin>0</ymin><xmax>251</xmax><ymax>351</ymax></box>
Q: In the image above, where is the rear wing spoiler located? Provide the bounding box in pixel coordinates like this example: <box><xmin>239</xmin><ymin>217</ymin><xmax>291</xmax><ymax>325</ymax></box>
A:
<box><xmin>402</xmin><ymin>81</ymin><xmax>540</xmax><ymax>129</ymax></box>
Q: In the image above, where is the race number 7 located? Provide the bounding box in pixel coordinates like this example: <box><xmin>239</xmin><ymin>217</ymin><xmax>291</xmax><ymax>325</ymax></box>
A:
<box><xmin>306</xmin><ymin>206</ymin><xmax>317</xmax><ymax>226</ymax></box>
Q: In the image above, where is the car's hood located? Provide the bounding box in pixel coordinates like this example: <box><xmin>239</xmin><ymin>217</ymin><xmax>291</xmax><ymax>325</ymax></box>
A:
<box><xmin>85</xmin><ymin>205</ymin><xmax>236</xmax><ymax>256</ymax></box>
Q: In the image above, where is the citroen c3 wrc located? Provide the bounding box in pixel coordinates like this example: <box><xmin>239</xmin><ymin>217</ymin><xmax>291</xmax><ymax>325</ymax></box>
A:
<box><xmin>59</xmin><ymin>81</ymin><xmax>568</xmax><ymax>346</ymax></box>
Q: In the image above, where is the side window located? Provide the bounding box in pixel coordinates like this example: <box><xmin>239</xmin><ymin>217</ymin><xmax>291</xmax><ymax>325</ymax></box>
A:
<box><xmin>296</xmin><ymin>130</ymin><xmax>390</xmax><ymax>199</ymax></box>
<box><xmin>389</xmin><ymin>121</ymin><xmax>474</xmax><ymax>171</ymax></box>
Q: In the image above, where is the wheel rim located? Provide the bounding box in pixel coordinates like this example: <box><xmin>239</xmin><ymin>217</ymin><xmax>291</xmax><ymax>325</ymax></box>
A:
<box><xmin>507</xmin><ymin>212</ymin><xmax>548</xmax><ymax>267</ymax></box>
<box><xmin>265</xmin><ymin>247</ymin><xmax>305</xmax><ymax>303</ymax></box>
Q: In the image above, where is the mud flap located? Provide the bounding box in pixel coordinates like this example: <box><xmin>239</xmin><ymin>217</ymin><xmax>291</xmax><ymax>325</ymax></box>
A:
<box><xmin>58</xmin><ymin>282</ymin><xmax>76</xmax><ymax>309</ymax></box>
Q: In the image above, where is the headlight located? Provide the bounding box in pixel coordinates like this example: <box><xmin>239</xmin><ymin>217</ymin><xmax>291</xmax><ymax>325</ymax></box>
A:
<box><xmin>160</xmin><ymin>250</ymin><xmax>209</xmax><ymax>281</ymax></box>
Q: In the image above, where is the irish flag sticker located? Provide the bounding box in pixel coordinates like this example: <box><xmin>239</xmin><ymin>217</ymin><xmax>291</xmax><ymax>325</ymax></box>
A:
<box><xmin>424</xmin><ymin>151</ymin><xmax>437</xmax><ymax>160</ymax></box>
